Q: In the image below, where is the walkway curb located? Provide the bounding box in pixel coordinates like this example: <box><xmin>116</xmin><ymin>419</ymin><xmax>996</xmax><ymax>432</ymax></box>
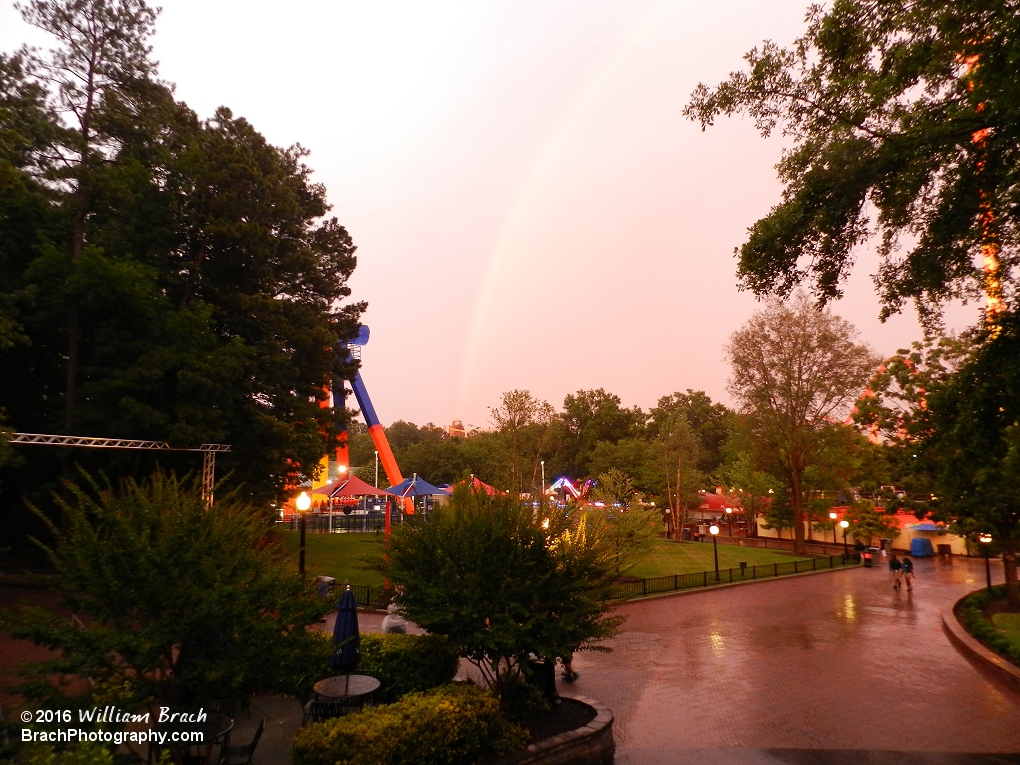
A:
<box><xmin>618</xmin><ymin>561</ymin><xmax>861</xmax><ymax>604</ymax></box>
<box><xmin>941</xmin><ymin>593</ymin><xmax>1020</xmax><ymax>695</ymax></box>
<box><xmin>489</xmin><ymin>696</ymin><xmax>614</xmax><ymax>765</ymax></box>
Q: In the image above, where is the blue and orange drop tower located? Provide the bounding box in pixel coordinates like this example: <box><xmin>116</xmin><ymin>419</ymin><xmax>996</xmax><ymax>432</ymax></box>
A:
<box><xmin>331</xmin><ymin>326</ymin><xmax>408</xmax><ymax>532</ymax></box>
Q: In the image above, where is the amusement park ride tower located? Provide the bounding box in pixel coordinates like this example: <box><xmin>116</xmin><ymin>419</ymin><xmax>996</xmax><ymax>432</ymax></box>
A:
<box><xmin>323</xmin><ymin>325</ymin><xmax>403</xmax><ymax>491</ymax></box>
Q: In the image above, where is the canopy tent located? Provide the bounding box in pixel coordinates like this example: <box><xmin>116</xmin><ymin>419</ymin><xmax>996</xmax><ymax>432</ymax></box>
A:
<box><xmin>911</xmin><ymin>521</ymin><xmax>942</xmax><ymax>531</ymax></box>
<box><xmin>441</xmin><ymin>475</ymin><xmax>503</xmax><ymax>496</ymax></box>
<box><xmin>327</xmin><ymin>474</ymin><xmax>396</xmax><ymax>498</ymax></box>
<box><xmin>388</xmin><ymin>473</ymin><xmax>450</xmax><ymax>498</ymax></box>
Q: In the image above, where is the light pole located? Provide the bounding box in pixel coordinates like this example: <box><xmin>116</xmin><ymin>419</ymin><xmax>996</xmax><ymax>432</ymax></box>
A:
<box><xmin>829</xmin><ymin>511</ymin><xmax>838</xmax><ymax>544</ymax></box>
<box><xmin>979</xmin><ymin>533</ymin><xmax>993</xmax><ymax>591</ymax></box>
<box><xmin>725</xmin><ymin>507</ymin><xmax>733</xmax><ymax>537</ymax></box>
<box><xmin>710</xmin><ymin>524</ymin><xmax>720</xmax><ymax>581</ymax></box>
<box><xmin>840</xmin><ymin>519</ymin><xmax>849</xmax><ymax>557</ymax></box>
<box><xmin>374</xmin><ymin>450</ymin><xmax>379</xmax><ymax>488</ymax></box>
<box><xmin>296</xmin><ymin>491</ymin><xmax>312</xmax><ymax>577</ymax></box>
<box><xmin>541</xmin><ymin>460</ymin><xmax>545</xmax><ymax>500</ymax></box>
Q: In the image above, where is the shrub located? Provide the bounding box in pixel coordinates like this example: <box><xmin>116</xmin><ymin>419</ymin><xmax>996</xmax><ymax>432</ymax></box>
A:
<box><xmin>358</xmin><ymin>633</ymin><xmax>460</xmax><ymax>703</ymax></box>
<box><xmin>292</xmin><ymin>684</ymin><xmax>527</xmax><ymax>765</ymax></box>
<box><xmin>958</xmin><ymin>586</ymin><xmax>1020</xmax><ymax>665</ymax></box>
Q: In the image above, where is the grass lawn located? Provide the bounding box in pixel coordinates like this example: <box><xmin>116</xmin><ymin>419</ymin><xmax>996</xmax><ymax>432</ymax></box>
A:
<box><xmin>275</xmin><ymin>531</ymin><xmax>809</xmax><ymax>586</ymax></box>
<box><xmin>626</xmin><ymin>538</ymin><xmax>810</xmax><ymax>579</ymax></box>
<box><xmin>276</xmin><ymin>530</ymin><xmax>387</xmax><ymax>586</ymax></box>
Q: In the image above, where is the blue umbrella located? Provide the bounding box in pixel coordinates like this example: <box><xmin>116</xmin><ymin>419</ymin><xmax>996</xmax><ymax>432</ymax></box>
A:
<box><xmin>388</xmin><ymin>473</ymin><xmax>451</xmax><ymax>498</ymax></box>
<box><xmin>330</xmin><ymin>586</ymin><xmax>360</xmax><ymax>676</ymax></box>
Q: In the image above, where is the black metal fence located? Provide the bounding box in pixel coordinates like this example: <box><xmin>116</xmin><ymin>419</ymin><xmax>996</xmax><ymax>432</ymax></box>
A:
<box><xmin>280</xmin><ymin>515</ymin><xmax>408</xmax><ymax>534</ymax></box>
<box><xmin>607</xmin><ymin>554</ymin><xmax>854</xmax><ymax>600</ymax></box>
<box><xmin>340</xmin><ymin>554</ymin><xmax>857</xmax><ymax>610</ymax></box>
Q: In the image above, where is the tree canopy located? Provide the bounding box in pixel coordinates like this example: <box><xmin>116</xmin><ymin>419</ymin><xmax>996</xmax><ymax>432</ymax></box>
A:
<box><xmin>685</xmin><ymin>0</ymin><xmax>1020</xmax><ymax>324</ymax></box>
<box><xmin>7</xmin><ymin>471</ymin><xmax>327</xmax><ymax>709</ymax></box>
<box><xmin>0</xmin><ymin>0</ymin><xmax>363</xmax><ymax>513</ymax></box>
<box><xmin>727</xmin><ymin>294</ymin><xmax>878</xmax><ymax>551</ymax></box>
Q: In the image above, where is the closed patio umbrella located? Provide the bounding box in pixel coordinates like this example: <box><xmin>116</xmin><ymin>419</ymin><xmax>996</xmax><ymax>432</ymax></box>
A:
<box><xmin>330</xmin><ymin>586</ymin><xmax>360</xmax><ymax>692</ymax></box>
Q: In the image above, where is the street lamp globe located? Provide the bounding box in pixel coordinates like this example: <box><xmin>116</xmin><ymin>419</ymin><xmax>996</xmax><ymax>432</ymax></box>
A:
<box><xmin>979</xmin><ymin>533</ymin><xmax>992</xmax><ymax>544</ymax></box>
<box><xmin>296</xmin><ymin>491</ymin><xmax>311</xmax><ymax>512</ymax></box>
<box><xmin>709</xmin><ymin>525</ymin><xmax>720</xmax><ymax>535</ymax></box>
<box><xmin>829</xmin><ymin>511</ymin><xmax>837</xmax><ymax>521</ymax></box>
<box><xmin>839</xmin><ymin>519</ymin><xmax>849</xmax><ymax>530</ymax></box>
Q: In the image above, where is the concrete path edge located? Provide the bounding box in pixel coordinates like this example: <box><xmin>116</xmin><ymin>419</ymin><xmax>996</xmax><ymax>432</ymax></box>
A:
<box><xmin>941</xmin><ymin>592</ymin><xmax>1020</xmax><ymax>695</ymax></box>
<box><xmin>488</xmin><ymin>696</ymin><xmax>614</xmax><ymax>765</ymax></box>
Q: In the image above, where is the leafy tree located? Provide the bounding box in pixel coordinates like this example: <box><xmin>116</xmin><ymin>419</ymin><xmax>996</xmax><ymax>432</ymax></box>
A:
<box><xmin>585</xmin><ymin>471</ymin><xmax>662</xmax><ymax>576</ymax></box>
<box><xmin>384</xmin><ymin>487</ymin><xmax>623</xmax><ymax>711</ymax></box>
<box><xmin>652</xmin><ymin>413</ymin><xmax>706</xmax><ymax>530</ymax></box>
<box><xmin>17</xmin><ymin>0</ymin><xmax>161</xmax><ymax>429</ymax></box>
<box><xmin>489</xmin><ymin>390</ymin><xmax>554</xmax><ymax>495</ymax></box>
<box><xmin>718</xmin><ymin>447</ymin><xmax>778</xmax><ymax>538</ymax></box>
<box><xmin>5</xmin><ymin>471</ymin><xmax>328</xmax><ymax>709</ymax></box>
<box><xmin>0</xmin><ymin>27</ymin><xmax>367</xmax><ymax>505</ymax></box>
<box><xmin>844</xmin><ymin>499</ymin><xmax>899</xmax><ymax>546</ymax></box>
<box><xmin>648</xmin><ymin>390</ymin><xmax>734</xmax><ymax>476</ymax></box>
<box><xmin>589</xmin><ymin>467</ymin><xmax>635</xmax><ymax>506</ymax></box>
<box><xmin>685</xmin><ymin>0</ymin><xmax>1020</xmax><ymax>325</ymax></box>
<box><xmin>761</xmin><ymin>486</ymin><xmax>796</xmax><ymax>539</ymax></box>
<box><xmin>727</xmin><ymin>294</ymin><xmax>878</xmax><ymax>551</ymax></box>
<box><xmin>552</xmin><ymin>389</ymin><xmax>644</xmax><ymax>477</ymax></box>
<box><xmin>926</xmin><ymin>312</ymin><xmax>1020</xmax><ymax>604</ymax></box>
<box><xmin>587</xmin><ymin>437</ymin><xmax>660</xmax><ymax>497</ymax></box>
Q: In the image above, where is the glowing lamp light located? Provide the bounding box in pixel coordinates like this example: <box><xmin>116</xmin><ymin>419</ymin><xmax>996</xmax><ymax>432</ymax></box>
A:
<box><xmin>541</xmin><ymin>518</ymin><xmax>550</xmax><ymax>530</ymax></box>
<box><xmin>839</xmin><ymin>520</ymin><xmax>849</xmax><ymax>529</ymax></box>
<box><xmin>338</xmin><ymin>465</ymin><xmax>348</xmax><ymax>474</ymax></box>
<box><xmin>829</xmin><ymin>511</ymin><xmax>838</xmax><ymax>521</ymax></box>
<box><xmin>979</xmin><ymin>533</ymin><xmax>993</xmax><ymax>544</ymax></box>
<box><xmin>725</xmin><ymin>507</ymin><xmax>732</xmax><ymax>515</ymax></box>
<box><xmin>709</xmin><ymin>525</ymin><xmax>720</xmax><ymax>536</ymax></box>
<box><xmin>295</xmin><ymin>491</ymin><xmax>311</xmax><ymax>513</ymax></box>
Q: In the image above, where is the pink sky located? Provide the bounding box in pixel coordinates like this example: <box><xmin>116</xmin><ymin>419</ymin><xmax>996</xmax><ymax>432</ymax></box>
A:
<box><xmin>1</xmin><ymin>1</ymin><xmax>979</xmax><ymax>429</ymax></box>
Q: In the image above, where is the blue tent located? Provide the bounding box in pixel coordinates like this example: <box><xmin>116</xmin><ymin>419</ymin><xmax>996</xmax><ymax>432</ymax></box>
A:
<box><xmin>910</xmin><ymin>537</ymin><xmax>935</xmax><ymax>557</ymax></box>
<box><xmin>388</xmin><ymin>473</ymin><xmax>451</xmax><ymax>498</ymax></box>
<box><xmin>912</xmin><ymin>521</ymin><xmax>940</xmax><ymax>531</ymax></box>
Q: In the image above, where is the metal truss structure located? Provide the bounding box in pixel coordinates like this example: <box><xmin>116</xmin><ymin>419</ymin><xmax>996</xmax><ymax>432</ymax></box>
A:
<box><xmin>9</xmin><ymin>433</ymin><xmax>231</xmax><ymax>504</ymax></box>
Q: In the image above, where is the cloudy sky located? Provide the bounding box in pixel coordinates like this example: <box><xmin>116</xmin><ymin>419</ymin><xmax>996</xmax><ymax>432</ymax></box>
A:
<box><xmin>0</xmin><ymin>1</ymin><xmax>978</xmax><ymax>430</ymax></box>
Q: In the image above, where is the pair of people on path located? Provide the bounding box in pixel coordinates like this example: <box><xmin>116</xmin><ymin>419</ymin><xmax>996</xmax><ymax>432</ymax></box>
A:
<box><xmin>889</xmin><ymin>553</ymin><xmax>914</xmax><ymax>591</ymax></box>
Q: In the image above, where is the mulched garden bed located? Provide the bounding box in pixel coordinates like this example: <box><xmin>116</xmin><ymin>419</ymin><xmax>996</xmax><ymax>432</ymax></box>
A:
<box><xmin>524</xmin><ymin>698</ymin><xmax>596</xmax><ymax>745</ymax></box>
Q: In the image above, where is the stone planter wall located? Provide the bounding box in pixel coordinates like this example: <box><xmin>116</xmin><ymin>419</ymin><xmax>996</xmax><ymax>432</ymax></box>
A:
<box><xmin>489</xmin><ymin>696</ymin><xmax>614</xmax><ymax>765</ymax></box>
<box><xmin>942</xmin><ymin>594</ymin><xmax>1020</xmax><ymax>694</ymax></box>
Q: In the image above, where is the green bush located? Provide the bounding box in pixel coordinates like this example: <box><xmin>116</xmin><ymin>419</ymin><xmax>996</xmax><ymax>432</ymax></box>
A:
<box><xmin>959</xmin><ymin>586</ymin><xmax>1020</xmax><ymax>665</ymax></box>
<box><xmin>292</xmin><ymin>684</ymin><xmax>527</xmax><ymax>765</ymax></box>
<box><xmin>358</xmin><ymin>633</ymin><xmax>460</xmax><ymax>703</ymax></box>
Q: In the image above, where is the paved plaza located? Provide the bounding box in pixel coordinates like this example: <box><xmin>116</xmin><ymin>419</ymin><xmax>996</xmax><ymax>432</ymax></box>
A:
<box><xmin>560</xmin><ymin>556</ymin><xmax>1019</xmax><ymax>763</ymax></box>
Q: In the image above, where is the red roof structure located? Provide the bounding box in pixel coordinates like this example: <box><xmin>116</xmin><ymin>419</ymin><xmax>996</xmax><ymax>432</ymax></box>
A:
<box><xmin>327</xmin><ymin>474</ymin><xmax>394</xmax><ymax>498</ymax></box>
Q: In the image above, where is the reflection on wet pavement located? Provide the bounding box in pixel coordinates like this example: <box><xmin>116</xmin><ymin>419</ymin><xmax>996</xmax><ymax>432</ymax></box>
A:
<box><xmin>561</xmin><ymin>556</ymin><xmax>1019</xmax><ymax>762</ymax></box>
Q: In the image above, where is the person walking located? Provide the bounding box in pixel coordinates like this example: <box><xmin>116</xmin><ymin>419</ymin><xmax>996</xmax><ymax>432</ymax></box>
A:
<box><xmin>889</xmin><ymin>553</ymin><xmax>903</xmax><ymax>590</ymax></box>
<box><xmin>901</xmin><ymin>555</ymin><xmax>914</xmax><ymax>592</ymax></box>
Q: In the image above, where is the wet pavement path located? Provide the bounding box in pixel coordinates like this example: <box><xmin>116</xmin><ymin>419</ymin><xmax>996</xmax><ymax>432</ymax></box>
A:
<box><xmin>561</xmin><ymin>556</ymin><xmax>1019</xmax><ymax>763</ymax></box>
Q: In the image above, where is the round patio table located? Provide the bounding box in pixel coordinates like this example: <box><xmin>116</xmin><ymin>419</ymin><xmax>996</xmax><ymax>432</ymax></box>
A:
<box><xmin>313</xmin><ymin>674</ymin><xmax>381</xmax><ymax>701</ymax></box>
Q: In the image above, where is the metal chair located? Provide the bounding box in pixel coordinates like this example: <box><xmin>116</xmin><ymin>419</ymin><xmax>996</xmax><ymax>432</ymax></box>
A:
<box><xmin>295</xmin><ymin>676</ymin><xmax>316</xmax><ymax>726</ymax></box>
<box><xmin>219</xmin><ymin>718</ymin><xmax>264</xmax><ymax>765</ymax></box>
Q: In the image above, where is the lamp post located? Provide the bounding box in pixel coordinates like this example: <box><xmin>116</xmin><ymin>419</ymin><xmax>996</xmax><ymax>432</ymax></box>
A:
<box><xmin>979</xmin><ymin>533</ymin><xmax>993</xmax><ymax>591</ymax></box>
<box><xmin>541</xmin><ymin>460</ymin><xmax>545</xmax><ymax>500</ymax></box>
<box><xmin>710</xmin><ymin>524</ymin><xmax>720</xmax><ymax>581</ymax></box>
<box><xmin>840</xmin><ymin>519</ymin><xmax>849</xmax><ymax>557</ymax></box>
<box><xmin>829</xmin><ymin>511</ymin><xmax>838</xmax><ymax>544</ymax></box>
<box><xmin>725</xmin><ymin>507</ymin><xmax>733</xmax><ymax>537</ymax></box>
<box><xmin>374</xmin><ymin>450</ymin><xmax>379</xmax><ymax>488</ymax></box>
<box><xmin>296</xmin><ymin>491</ymin><xmax>311</xmax><ymax>577</ymax></box>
